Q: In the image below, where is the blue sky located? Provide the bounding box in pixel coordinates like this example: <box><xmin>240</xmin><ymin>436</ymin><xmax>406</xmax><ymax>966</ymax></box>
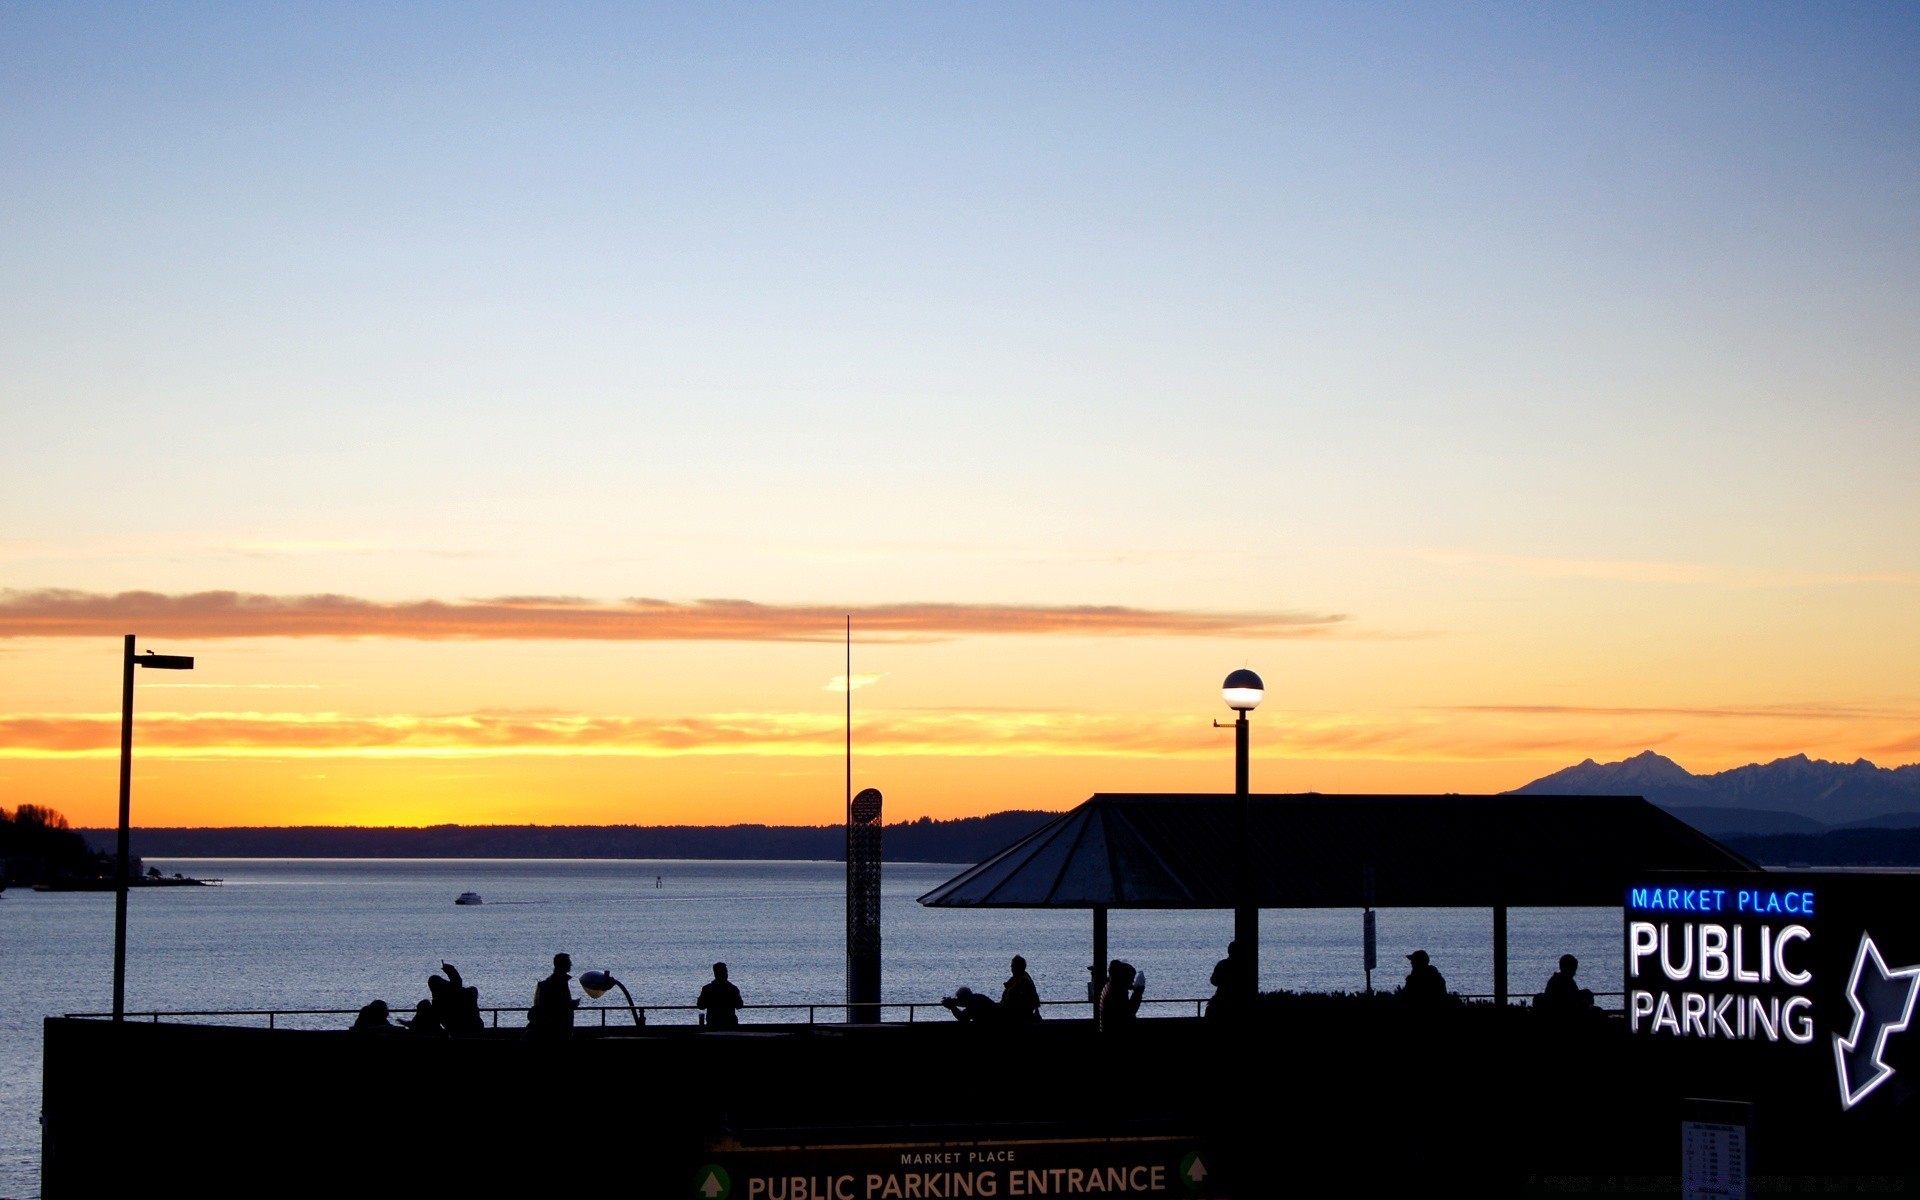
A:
<box><xmin>4</xmin><ymin>4</ymin><xmax>1918</xmax><ymax>823</ymax></box>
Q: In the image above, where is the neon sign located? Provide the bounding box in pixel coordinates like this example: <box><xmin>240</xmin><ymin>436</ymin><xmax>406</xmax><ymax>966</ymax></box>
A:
<box><xmin>1626</xmin><ymin>874</ymin><xmax>1920</xmax><ymax>1115</ymax></box>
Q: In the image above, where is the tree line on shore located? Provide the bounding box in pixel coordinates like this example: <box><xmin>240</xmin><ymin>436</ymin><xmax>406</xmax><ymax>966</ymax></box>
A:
<box><xmin>1</xmin><ymin>804</ymin><xmax>108</xmax><ymax>885</ymax></box>
<box><xmin>76</xmin><ymin>810</ymin><xmax>1062</xmax><ymax>863</ymax></box>
<box><xmin>14</xmin><ymin>803</ymin><xmax>1920</xmax><ymax>867</ymax></box>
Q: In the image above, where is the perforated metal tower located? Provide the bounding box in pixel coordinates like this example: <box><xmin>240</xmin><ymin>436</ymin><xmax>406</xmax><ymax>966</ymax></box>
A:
<box><xmin>846</xmin><ymin>787</ymin><xmax>883</xmax><ymax>1022</ymax></box>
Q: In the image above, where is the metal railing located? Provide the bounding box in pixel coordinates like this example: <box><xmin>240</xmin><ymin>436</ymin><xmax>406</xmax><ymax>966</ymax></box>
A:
<box><xmin>67</xmin><ymin>996</ymin><xmax>1198</xmax><ymax>1029</ymax></box>
<box><xmin>66</xmin><ymin>990</ymin><xmax>1625</xmax><ymax>1029</ymax></box>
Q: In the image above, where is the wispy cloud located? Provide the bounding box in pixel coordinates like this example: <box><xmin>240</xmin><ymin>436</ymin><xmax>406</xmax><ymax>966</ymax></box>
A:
<box><xmin>140</xmin><ymin>683</ymin><xmax>326</xmax><ymax>690</ymax></box>
<box><xmin>0</xmin><ymin>590</ymin><xmax>1346</xmax><ymax>643</ymax></box>
<box><xmin>825</xmin><ymin>673</ymin><xmax>887</xmax><ymax>692</ymax></box>
<box><xmin>214</xmin><ymin>540</ymin><xmax>379</xmax><ymax>557</ymax></box>
<box><xmin>1442</xmin><ymin>703</ymin><xmax>1906</xmax><ymax>722</ymax></box>
<box><xmin>0</xmin><ymin>710</ymin><xmax>1218</xmax><ymax>760</ymax></box>
<box><xmin>8</xmin><ymin>704</ymin><xmax>1907</xmax><ymax>767</ymax></box>
<box><xmin>1408</xmin><ymin>550</ymin><xmax>1920</xmax><ymax>587</ymax></box>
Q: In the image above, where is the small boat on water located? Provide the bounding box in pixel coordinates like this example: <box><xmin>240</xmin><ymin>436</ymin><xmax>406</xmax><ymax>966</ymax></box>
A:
<box><xmin>455</xmin><ymin>891</ymin><xmax>483</xmax><ymax>906</ymax></box>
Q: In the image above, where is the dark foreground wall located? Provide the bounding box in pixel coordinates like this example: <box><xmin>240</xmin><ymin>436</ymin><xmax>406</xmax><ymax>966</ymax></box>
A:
<box><xmin>43</xmin><ymin>1002</ymin><xmax>1920</xmax><ymax>1199</ymax></box>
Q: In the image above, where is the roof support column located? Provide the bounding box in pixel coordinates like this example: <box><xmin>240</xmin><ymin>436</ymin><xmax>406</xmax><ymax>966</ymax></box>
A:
<box><xmin>1493</xmin><ymin>904</ymin><xmax>1508</xmax><ymax>1006</ymax></box>
<box><xmin>1091</xmin><ymin>905</ymin><xmax>1108</xmax><ymax>1011</ymax></box>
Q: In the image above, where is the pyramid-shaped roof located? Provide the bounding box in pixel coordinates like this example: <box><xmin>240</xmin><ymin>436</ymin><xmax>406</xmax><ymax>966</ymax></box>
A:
<box><xmin>918</xmin><ymin>793</ymin><xmax>1756</xmax><ymax>909</ymax></box>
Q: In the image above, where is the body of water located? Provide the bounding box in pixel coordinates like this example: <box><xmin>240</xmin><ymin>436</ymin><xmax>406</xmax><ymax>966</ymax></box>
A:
<box><xmin>0</xmin><ymin>857</ymin><xmax>1623</xmax><ymax>1197</ymax></box>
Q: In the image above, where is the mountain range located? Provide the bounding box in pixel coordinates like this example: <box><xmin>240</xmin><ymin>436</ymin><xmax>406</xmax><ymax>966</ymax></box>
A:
<box><xmin>1508</xmin><ymin>750</ymin><xmax>1920</xmax><ymax>835</ymax></box>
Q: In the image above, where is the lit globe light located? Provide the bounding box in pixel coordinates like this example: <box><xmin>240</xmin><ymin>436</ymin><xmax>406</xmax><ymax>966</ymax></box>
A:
<box><xmin>578</xmin><ymin>970</ymin><xmax>619</xmax><ymax>999</ymax></box>
<box><xmin>1221</xmin><ymin>669</ymin><xmax>1265</xmax><ymax>712</ymax></box>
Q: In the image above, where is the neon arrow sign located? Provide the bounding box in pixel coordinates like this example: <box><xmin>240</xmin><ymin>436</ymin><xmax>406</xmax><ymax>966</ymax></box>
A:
<box><xmin>1833</xmin><ymin>933</ymin><xmax>1920</xmax><ymax>1110</ymax></box>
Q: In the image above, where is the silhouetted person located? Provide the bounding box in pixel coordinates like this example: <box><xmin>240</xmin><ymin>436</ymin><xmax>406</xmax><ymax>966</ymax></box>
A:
<box><xmin>1087</xmin><ymin>964</ymin><xmax>1105</xmax><ymax>1006</ymax></box>
<box><xmin>1537</xmin><ymin>953</ymin><xmax>1596</xmax><ymax>1019</ymax></box>
<box><xmin>1001</xmin><ymin>955</ymin><xmax>1041</xmax><ymax>1024</ymax></box>
<box><xmin>1206</xmin><ymin>940</ymin><xmax>1247</xmax><ymax>1021</ymax></box>
<box><xmin>1097</xmin><ymin>960</ymin><xmax>1144</xmax><ymax>1032</ymax></box>
<box><xmin>527</xmin><ymin>952</ymin><xmax>579</xmax><ymax>1039</ymax></box>
<box><xmin>402</xmin><ymin>998</ymin><xmax>444</xmax><ymax>1036</ymax></box>
<box><xmin>1401</xmin><ymin>949</ymin><xmax>1448</xmax><ymax>1009</ymax></box>
<box><xmin>350</xmin><ymin>999</ymin><xmax>397</xmax><ymax>1032</ymax></box>
<box><xmin>698</xmin><ymin>962</ymin><xmax>744</xmax><ymax>1029</ymax></box>
<box><xmin>941</xmin><ymin>986</ymin><xmax>1000</xmax><ymax>1023</ymax></box>
<box><xmin>436</xmin><ymin>962</ymin><xmax>484</xmax><ymax>1034</ymax></box>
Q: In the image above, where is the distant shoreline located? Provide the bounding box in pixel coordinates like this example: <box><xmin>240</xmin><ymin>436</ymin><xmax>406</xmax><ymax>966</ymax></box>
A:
<box><xmin>77</xmin><ymin>809</ymin><xmax>1920</xmax><ymax>867</ymax></box>
<box><xmin>75</xmin><ymin>811</ymin><xmax>1059</xmax><ymax>864</ymax></box>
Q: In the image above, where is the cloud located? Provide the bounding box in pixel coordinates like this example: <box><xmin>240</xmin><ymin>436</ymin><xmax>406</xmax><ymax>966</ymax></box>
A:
<box><xmin>1408</xmin><ymin>550</ymin><xmax>1920</xmax><ymax>587</ymax></box>
<box><xmin>0</xmin><ymin>710</ymin><xmax>1216</xmax><ymax>760</ymax></box>
<box><xmin>825</xmin><ymin>674</ymin><xmax>887</xmax><ymax>692</ymax></box>
<box><xmin>1442</xmin><ymin>703</ymin><xmax>1906</xmax><ymax>722</ymax></box>
<box><xmin>3</xmin><ymin>703</ymin><xmax>1916</xmax><ymax>769</ymax></box>
<box><xmin>0</xmin><ymin>590</ymin><xmax>1346</xmax><ymax>643</ymax></box>
<box><xmin>215</xmin><ymin>541</ymin><xmax>378</xmax><ymax>557</ymax></box>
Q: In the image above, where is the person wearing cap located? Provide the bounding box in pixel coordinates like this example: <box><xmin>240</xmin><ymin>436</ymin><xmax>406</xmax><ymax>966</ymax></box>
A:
<box><xmin>1401</xmin><ymin>949</ymin><xmax>1448</xmax><ymax>1007</ymax></box>
<box><xmin>941</xmin><ymin>985</ymin><xmax>1000</xmax><ymax>1023</ymax></box>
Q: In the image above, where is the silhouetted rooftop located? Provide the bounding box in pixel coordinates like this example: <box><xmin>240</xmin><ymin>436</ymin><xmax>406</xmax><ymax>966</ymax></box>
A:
<box><xmin>917</xmin><ymin>793</ymin><xmax>1757</xmax><ymax>909</ymax></box>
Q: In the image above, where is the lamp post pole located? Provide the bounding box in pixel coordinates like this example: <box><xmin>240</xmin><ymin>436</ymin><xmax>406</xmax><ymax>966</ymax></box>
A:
<box><xmin>1235</xmin><ymin>704</ymin><xmax>1254</xmax><ymax>1001</ymax></box>
<box><xmin>1221</xmin><ymin>669</ymin><xmax>1264</xmax><ymax>1007</ymax></box>
<box><xmin>113</xmin><ymin>635</ymin><xmax>194</xmax><ymax>1023</ymax></box>
<box><xmin>113</xmin><ymin>635</ymin><xmax>136</xmax><ymax>1023</ymax></box>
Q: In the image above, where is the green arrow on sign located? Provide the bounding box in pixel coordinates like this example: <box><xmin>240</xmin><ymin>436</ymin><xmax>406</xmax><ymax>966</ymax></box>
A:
<box><xmin>1180</xmin><ymin>1151</ymin><xmax>1208</xmax><ymax>1190</ymax></box>
<box><xmin>696</xmin><ymin>1165</ymin><xmax>731</xmax><ymax>1200</ymax></box>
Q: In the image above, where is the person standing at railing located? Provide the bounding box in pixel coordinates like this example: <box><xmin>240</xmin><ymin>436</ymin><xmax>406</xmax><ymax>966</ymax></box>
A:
<box><xmin>1205</xmin><ymin>940</ymin><xmax>1247</xmax><ymax>1023</ymax></box>
<box><xmin>1096</xmin><ymin>960</ymin><xmax>1144</xmax><ymax>1032</ymax></box>
<box><xmin>697</xmin><ymin>962</ymin><xmax>744</xmax><ymax>1029</ymax></box>
<box><xmin>437</xmin><ymin>962</ymin><xmax>485</xmax><ymax>1035</ymax></box>
<box><xmin>1001</xmin><ymin>955</ymin><xmax>1041</xmax><ymax>1024</ymax></box>
<box><xmin>527</xmin><ymin>952</ymin><xmax>580</xmax><ymax>1040</ymax></box>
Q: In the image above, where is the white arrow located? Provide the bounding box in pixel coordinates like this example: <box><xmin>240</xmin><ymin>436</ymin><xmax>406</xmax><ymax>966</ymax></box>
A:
<box><xmin>700</xmin><ymin>1171</ymin><xmax>725</xmax><ymax>1199</ymax></box>
<box><xmin>1187</xmin><ymin>1157</ymin><xmax>1208</xmax><ymax>1182</ymax></box>
<box><xmin>1833</xmin><ymin>933</ymin><xmax>1920</xmax><ymax>1110</ymax></box>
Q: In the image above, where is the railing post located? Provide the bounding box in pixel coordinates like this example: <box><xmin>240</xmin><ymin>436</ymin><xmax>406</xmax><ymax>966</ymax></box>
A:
<box><xmin>1493</xmin><ymin>904</ymin><xmax>1509</xmax><ymax>1006</ymax></box>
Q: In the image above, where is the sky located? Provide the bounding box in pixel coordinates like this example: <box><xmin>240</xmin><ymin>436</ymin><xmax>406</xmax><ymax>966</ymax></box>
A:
<box><xmin>3</xmin><ymin>3</ymin><xmax>1918</xmax><ymax>828</ymax></box>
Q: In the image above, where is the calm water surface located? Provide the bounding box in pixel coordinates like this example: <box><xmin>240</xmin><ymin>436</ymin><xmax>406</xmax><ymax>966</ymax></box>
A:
<box><xmin>0</xmin><ymin>858</ymin><xmax>1622</xmax><ymax>1198</ymax></box>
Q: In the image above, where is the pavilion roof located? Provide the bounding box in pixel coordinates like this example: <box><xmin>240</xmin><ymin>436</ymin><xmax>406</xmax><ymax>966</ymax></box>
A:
<box><xmin>917</xmin><ymin>793</ymin><xmax>1757</xmax><ymax>909</ymax></box>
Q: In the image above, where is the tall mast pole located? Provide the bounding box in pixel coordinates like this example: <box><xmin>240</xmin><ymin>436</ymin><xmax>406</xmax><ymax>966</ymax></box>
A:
<box><xmin>846</xmin><ymin>616</ymin><xmax>851</xmax><ymax>818</ymax></box>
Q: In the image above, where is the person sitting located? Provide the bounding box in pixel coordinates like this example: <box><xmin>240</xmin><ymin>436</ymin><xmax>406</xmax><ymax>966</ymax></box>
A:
<box><xmin>1400</xmin><ymin>950</ymin><xmax>1449</xmax><ymax>1009</ymax></box>
<box><xmin>401</xmin><ymin>998</ymin><xmax>444</xmax><ymax>1035</ymax></box>
<box><xmin>698</xmin><ymin>962</ymin><xmax>745</xmax><ymax>1029</ymax></box>
<box><xmin>1096</xmin><ymin>961</ymin><xmax>1145</xmax><ymax>1032</ymax></box>
<box><xmin>349</xmin><ymin>999</ymin><xmax>398</xmax><ymax>1032</ymax></box>
<box><xmin>1000</xmin><ymin>955</ymin><xmax>1041</xmax><ymax>1024</ymax></box>
<box><xmin>941</xmin><ymin>986</ymin><xmax>1000</xmax><ymax>1024</ymax></box>
<box><xmin>1536</xmin><ymin>953</ymin><xmax>1596</xmax><ymax>1019</ymax></box>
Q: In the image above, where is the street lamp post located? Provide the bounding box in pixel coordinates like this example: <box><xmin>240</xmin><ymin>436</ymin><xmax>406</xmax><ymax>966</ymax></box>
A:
<box><xmin>1221</xmin><ymin>669</ymin><xmax>1264</xmax><ymax>1005</ymax></box>
<box><xmin>113</xmin><ymin>634</ymin><xmax>194</xmax><ymax>1022</ymax></box>
<box><xmin>579</xmin><ymin>970</ymin><xmax>644</xmax><ymax>1027</ymax></box>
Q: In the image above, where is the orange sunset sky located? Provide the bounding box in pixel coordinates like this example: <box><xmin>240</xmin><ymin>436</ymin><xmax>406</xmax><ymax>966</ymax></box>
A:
<box><xmin>4</xmin><ymin>7</ymin><xmax>1918</xmax><ymax>827</ymax></box>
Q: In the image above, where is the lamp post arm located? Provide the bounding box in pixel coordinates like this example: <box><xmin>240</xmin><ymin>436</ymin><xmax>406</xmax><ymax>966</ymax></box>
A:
<box><xmin>613</xmin><ymin>979</ymin><xmax>642</xmax><ymax>1027</ymax></box>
